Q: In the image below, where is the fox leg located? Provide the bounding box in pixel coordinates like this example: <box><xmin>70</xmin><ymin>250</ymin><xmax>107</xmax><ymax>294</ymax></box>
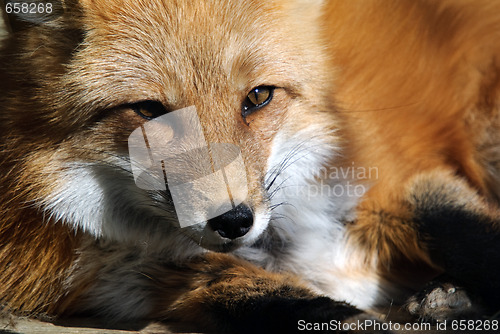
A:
<box><xmin>405</xmin><ymin>171</ymin><xmax>500</xmax><ymax>320</ymax></box>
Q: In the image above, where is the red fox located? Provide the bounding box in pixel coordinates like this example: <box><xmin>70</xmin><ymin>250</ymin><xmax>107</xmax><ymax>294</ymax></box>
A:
<box><xmin>1</xmin><ymin>0</ymin><xmax>499</xmax><ymax>332</ymax></box>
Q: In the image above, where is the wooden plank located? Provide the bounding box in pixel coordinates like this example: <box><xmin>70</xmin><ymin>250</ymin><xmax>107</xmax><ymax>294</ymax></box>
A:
<box><xmin>1</xmin><ymin>312</ymin><xmax>453</xmax><ymax>334</ymax></box>
<box><xmin>1</xmin><ymin>317</ymin><xmax>176</xmax><ymax>334</ymax></box>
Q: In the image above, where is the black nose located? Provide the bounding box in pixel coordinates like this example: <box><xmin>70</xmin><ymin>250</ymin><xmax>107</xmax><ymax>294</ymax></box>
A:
<box><xmin>207</xmin><ymin>204</ymin><xmax>253</xmax><ymax>239</ymax></box>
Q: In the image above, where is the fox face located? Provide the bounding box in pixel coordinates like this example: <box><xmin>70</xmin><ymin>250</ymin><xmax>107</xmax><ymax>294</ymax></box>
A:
<box><xmin>1</xmin><ymin>0</ymin><xmax>344</xmax><ymax>254</ymax></box>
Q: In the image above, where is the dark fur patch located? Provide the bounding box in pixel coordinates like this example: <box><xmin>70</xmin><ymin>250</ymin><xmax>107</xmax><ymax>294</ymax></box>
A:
<box><xmin>410</xmin><ymin>177</ymin><xmax>500</xmax><ymax>313</ymax></box>
<box><xmin>211</xmin><ymin>296</ymin><xmax>360</xmax><ymax>334</ymax></box>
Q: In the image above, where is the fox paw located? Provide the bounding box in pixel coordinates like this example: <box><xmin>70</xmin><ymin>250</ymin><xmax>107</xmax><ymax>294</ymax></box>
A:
<box><xmin>406</xmin><ymin>280</ymin><xmax>477</xmax><ymax>322</ymax></box>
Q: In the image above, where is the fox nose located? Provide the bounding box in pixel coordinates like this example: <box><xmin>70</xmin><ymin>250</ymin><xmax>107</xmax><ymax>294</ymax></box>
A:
<box><xmin>208</xmin><ymin>204</ymin><xmax>253</xmax><ymax>239</ymax></box>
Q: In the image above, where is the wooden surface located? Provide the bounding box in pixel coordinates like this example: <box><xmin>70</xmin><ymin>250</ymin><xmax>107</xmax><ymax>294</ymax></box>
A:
<box><xmin>0</xmin><ymin>310</ymin><xmax>451</xmax><ymax>334</ymax></box>
<box><xmin>1</xmin><ymin>317</ymin><xmax>175</xmax><ymax>334</ymax></box>
<box><xmin>0</xmin><ymin>317</ymin><xmax>435</xmax><ymax>334</ymax></box>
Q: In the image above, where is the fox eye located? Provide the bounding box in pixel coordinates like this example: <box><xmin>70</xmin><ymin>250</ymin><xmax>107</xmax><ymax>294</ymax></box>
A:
<box><xmin>242</xmin><ymin>86</ymin><xmax>275</xmax><ymax>118</ymax></box>
<box><xmin>131</xmin><ymin>101</ymin><xmax>169</xmax><ymax>120</ymax></box>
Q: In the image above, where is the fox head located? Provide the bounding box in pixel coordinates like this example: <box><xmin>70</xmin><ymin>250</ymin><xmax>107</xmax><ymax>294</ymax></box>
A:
<box><xmin>0</xmin><ymin>0</ymin><xmax>344</xmax><ymax>253</ymax></box>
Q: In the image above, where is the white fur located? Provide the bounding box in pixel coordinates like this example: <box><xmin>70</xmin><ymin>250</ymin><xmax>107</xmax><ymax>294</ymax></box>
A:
<box><xmin>43</xmin><ymin>159</ymin><xmax>205</xmax><ymax>259</ymax></box>
<box><xmin>43</xmin><ymin>165</ymin><xmax>106</xmax><ymax>236</ymax></box>
<box><xmin>235</xmin><ymin>127</ymin><xmax>383</xmax><ymax>309</ymax></box>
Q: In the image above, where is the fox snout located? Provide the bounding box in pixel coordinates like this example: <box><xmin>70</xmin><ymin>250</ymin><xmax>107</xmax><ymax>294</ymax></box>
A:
<box><xmin>207</xmin><ymin>203</ymin><xmax>254</xmax><ymax>240</ymax></box>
